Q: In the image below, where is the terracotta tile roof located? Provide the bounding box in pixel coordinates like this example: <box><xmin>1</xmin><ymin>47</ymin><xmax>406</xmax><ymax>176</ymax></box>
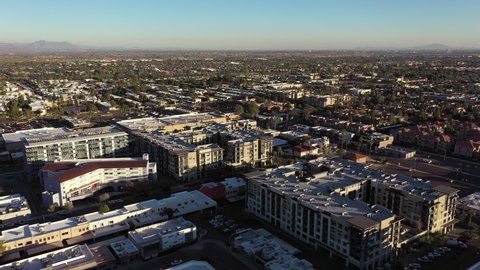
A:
<box><xmin>293</xmin><ymin>145</ymin><xmax>317</xmax><ymax>152</ymax></box>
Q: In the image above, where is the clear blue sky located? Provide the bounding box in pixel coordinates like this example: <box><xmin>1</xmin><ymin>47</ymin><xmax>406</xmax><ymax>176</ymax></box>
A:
<box><xmin>1</xmin><ymin>0</ymin><xmax>479</xmax><ymax>50</ymax></box>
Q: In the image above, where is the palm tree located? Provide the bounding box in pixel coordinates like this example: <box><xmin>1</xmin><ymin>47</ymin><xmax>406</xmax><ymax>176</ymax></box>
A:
<box><xmin>467</xmin><ymin>208</ymin><xmax>476</xmax><ymax>228</ymax></box>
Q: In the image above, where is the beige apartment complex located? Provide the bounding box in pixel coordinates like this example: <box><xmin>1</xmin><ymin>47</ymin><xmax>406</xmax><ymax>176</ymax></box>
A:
<box><xmin>245</xmin><ymin>158</ymin><xmax>459</xmax><ymax>270</ymax></box>
<box><xmin>117</xmin><ymin>114</ymin><xmax>272</xmax><ymax>182</ymax></box>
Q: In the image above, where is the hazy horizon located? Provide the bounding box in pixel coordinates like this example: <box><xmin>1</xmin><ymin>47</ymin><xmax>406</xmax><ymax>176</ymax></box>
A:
<box><xmin>1</xmin><ymin>0</ymin><xmax>479</xmax><ymax>50</ymax></box>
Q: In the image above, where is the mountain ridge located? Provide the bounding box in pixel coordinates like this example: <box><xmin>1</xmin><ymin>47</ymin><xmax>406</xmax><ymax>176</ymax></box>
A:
<box><xmin>0</xmin><ymin>40</ymin><xmax>478</xmax><ymax>53</ymax></box>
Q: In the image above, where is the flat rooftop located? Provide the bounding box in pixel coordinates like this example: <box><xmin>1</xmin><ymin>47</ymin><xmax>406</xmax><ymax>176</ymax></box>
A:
<box><xmin>116</xmin><ymin>112</ymin><xmax>227</xmax><ymax>131</ymax></box>
<box><xmin>128</xmin><ymin>217</ymin><xmax>195</xmax><ymax>245</ymax></box>
<box><xmin>1</xmin><ymin>126</ymin><xmax>127</xmax><ymax>146</ymax></box>
<box><xmin>0</xmin><ymin>244</ymin><xmax>96</xmax><ymax>270</ymax></box>
<box><xmin>0</xmin><ymin>194</ymin><xmax>30</xmax><ymax>215</ymax></box>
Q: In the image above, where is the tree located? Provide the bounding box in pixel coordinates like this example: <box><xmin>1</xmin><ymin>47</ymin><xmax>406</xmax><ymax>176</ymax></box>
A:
<box><xmin>0</xmin><ymin>240</ymin><xmax>5</xmax><ymax>258</ymax></box>
<box><xmin>87</xmin><ymin>103</ymin><xmax>98</xmax><ymax>112</ymax></box>
<box><xmin>234</xmin><ymin>104</ymin><xmax>244</xmax><ymax>115</ymax></box>
<box><xmin>246</xmin><ymin>102</ymin><xmax>260</xmax><ymax>117</ymax></box>
<box><xmin>467</xmin><ymin>208</ymin><xmax>476</xmax><ymax>228</ymax></box>
<box><xmin>301</xmin><ymin>104</ymin><xmax>316</xmax><ymax>121</ymax></box>
<box><xmin>99</xmin><ymin>204</ymin><xmax>110</xmax><ymax>213</ymax></box>
<box><xmin>64</xmin><ymin>201</ymin><xmax>74</xmax><ymax>210</ymax></box>
<box><xmin>47</xmin><ymin>204</ymin><xmax>57</xmax><ymax>213</ymax></box>
<box><xmin>98</xmin><ymin>193</ymin><xmax>110</xmax><ymax>202</ymax></box>
<box><xmin>6</xmin><ymin>100</ymin><xmax>21</xmax><ymax>120</ymax></box>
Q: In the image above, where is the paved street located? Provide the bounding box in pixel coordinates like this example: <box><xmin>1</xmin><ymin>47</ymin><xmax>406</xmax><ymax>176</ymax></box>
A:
<box><xmin>370</xmin><ymin>152</ymin><xmax>480</xmax><ymax>196</ymax></box>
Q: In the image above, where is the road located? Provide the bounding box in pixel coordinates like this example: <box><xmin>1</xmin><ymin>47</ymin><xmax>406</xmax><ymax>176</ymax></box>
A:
<box><xmin>370</xmin><ymin>152</ymin><xmax>480</xmax><ymax>196</ymax></box>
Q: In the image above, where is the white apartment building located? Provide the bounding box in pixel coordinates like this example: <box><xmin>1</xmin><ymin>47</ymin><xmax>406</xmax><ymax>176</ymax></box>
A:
<box><xmin>128</xmin><ymin>217</ymin><xmax>197</xmax><ymax>259</ymax></box>
<box><xmin>2</xmin><ymin>126</ymin><xmax>130</xmax><ymax>174</ymax></box>
<box><xmin>0</xmin><ymin>194</ymin><xmax>31</xmax><ymax>224</ymax></box>
<box><xmin>40</xmin><ymin>156</ymin><xmax>157</xmax><ymax>207</ymax></box>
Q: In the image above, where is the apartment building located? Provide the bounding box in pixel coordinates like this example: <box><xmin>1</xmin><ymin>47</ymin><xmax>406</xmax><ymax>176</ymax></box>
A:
<box><xmin>246</xmin><ymin>164</ymin><xmax>401</xmax><ymax>270</ymax></box>
<box><xmin>245</xmin><ymin>158</ymin><xmax>459</xmax><ymax>270</ymax></box>
<box><xmin>118</xmin><ymin>116</ymin><xmax>272</xmax><ymax>182</ymax></box>
<box><xmin>128</xmin><ymin>217</ymin><xmax>197</xmax><ymax>259</ymax></box>
<box><xmin>304</xmin><ymin>94</ymin><xmax>352</xmax><ymax>107</ymax></box>
<box><xmin>2</xmin><ymin>126</ymin><xmax>130</xmax><ymax>174</ymax></box>
<box><xmin>116</xmin><ymin>112</ymin><xmax>237</xmax><ymax>133</ymax></box>
<box><xmin>359</xmin><ymin>132</ymin><xmax>394</xmax><ymax>150</ymax></box>
<box><xmin>222</xmin><ymin>132</ymin><xmax>273</xmax><ymax>168</ymax></box>
<box><xmin>0</xmin><ymin>194</ymin><xmax>31</xmax><ymax>224</ymax></box>
<box><xmin>132</xmin><ymin>132</ymin><xmax>223</xmax><ymax>182</ymax></box>
<box><xmin>368</xmin><ymin>179</ymin><xmax>457</xmax><ymax>234</ymax></box>
<box><xmin>40</xmin><ymin>156</ymin><xmax>157</xmax><ymax>206</ymax></box>
<box><xmin>225</xmin><ymin>135</ymin><xmax>272</xmax><ymax>167</ymax></box>
<box><xmin>310</xmin><ymin>158</ymin><xmax>459</xmax><ymax>234</ymax></box>
<box><xmin>0</xmin><ymin>191</ymin><xmax>216</xmax><ymax>253</ymax></box>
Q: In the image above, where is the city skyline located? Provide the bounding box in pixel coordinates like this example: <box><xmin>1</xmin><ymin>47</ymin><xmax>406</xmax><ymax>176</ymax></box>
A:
<box><xmin>1</xmin><ymin>0</ymin><xmax>480</xmax><ymax>50</ymax></box>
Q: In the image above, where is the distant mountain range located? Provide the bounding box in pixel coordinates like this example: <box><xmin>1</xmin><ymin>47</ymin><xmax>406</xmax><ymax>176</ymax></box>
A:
<box><xmin>0</xmin><ymin>40</ymin><xmax>478</xmax><ymax>53</ymax></box>
<box><xmin>354</xmin><ymin>43</ymin><xmax>479</xmax><ymax>51</ymax></box>
<box><xmin>0</xmin><ymin>40</ymin><xmax>92</xmax><ymax>53</ymax></box>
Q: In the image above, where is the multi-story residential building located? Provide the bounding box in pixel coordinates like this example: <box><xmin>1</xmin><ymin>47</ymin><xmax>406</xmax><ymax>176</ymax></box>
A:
<box><xmin>0</xmin><ymin>194</ymin><xmax>31</xmax><ymax>224</ymax></box>
<box><xmin>131</xmin><ymin>132</ymin><xmax>223</xmax><ymax>182</ymax></box>
<box><xmin>116</xmin><ymin>112</ymin><xmax>237</xmax><ymax>133</ymax></box>
<box><xmin>368</xmin><ymin>180</ymin><xmax>458</xmax><ymax>234</ymax></box>
<box><xmin>245</xmin><ymin>158</ymin><xmax>459</xmax><ymax>270</ymax></box>
<box><xmin>225</xmin><ymin>134</ymin><xmax>272</xmax><ymax>168</ymax></box>
<box><xmin>2</xmin><ymin>126</ymin><xmax>129</xmax><ymax>174</ymax></box>
<box><xmin>40</xmin><ymin>155</ymin><xmax>157</xmax><ymax>206</ymax></box>
<box><xmin>359</xmin><ymin>132</ymin><xmax>394</xmax><ymax>151</ymax></box>
<box><xmin>309</xmin><ymin>158</ymin><xmax>459</xmax><ymax>234</ymax></box>
<box><xmin>454</xmin><ymin>137</ymin><xmax>480</xmax><ymax>160</ymax></box>
<box><xmin>246</xmin><ymin>163</ymin><xmax>401</xmax><ymax>270</ymax></box>
<box><xmin>304</xmin><ymin>94</ymin><xmax>351</xmax><ymax>107</ymax></box>
<box><xmin>118</xmin><ymin>115</ymin><xmax>272</xmax><ymax>182</ymax></box>
<box><xmin>128</xmin><ymin>217</ymin><xmax>197</xmax><ymax>259</ymax></box>
<box><xmin>0</xmin><ymin>191</ymin><xmax>216</xmax><ymax>253</ymax></box>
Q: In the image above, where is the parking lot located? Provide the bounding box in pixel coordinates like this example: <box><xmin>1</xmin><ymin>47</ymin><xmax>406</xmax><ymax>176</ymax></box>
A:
<box><xmin>399</xmin><ymin>237</ymin><xmax>480</xmax><ymax>270</ymax></box>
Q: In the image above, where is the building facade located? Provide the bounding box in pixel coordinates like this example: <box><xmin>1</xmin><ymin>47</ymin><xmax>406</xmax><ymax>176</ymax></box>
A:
<box><xmin>128</xmin><ymin>217</ymin><xmax>197</xmax><ymax>259</ymax></box>
<box><xmin>40</xmin><ymin>156</ymin><xmax>157</xmax><ymax>206</ymax></box>
<box><xmin>0</xmin><ymin>191</ymin><xmax>216</xmax><ymax>253</ymax></box>
<box><xmin>245</xmin><ymin>158</ymin><xmax>458</xmax><ymax>270</ymax></box>
<box><xmin>2</xmin><ymin>126</ymin><xmax>130</xmax><ymax>175</ymax></box>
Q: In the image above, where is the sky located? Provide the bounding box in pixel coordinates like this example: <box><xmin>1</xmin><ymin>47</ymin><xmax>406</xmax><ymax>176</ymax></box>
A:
<box><xmin>0</xmin><ymin>0</ymin><xmax>479</xmax><ymax>50</ymax></box>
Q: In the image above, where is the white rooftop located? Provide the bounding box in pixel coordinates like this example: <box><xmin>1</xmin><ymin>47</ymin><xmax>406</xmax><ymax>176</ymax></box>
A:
<box><xmin>0</xmin><ymin>244</ymin><xmax>96</xmax><ymax>270</ymax></box>
<box><xmin>128</xmin><ymin>217</ymin><xmax>195</xmax><ymax>245</ymax></box>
